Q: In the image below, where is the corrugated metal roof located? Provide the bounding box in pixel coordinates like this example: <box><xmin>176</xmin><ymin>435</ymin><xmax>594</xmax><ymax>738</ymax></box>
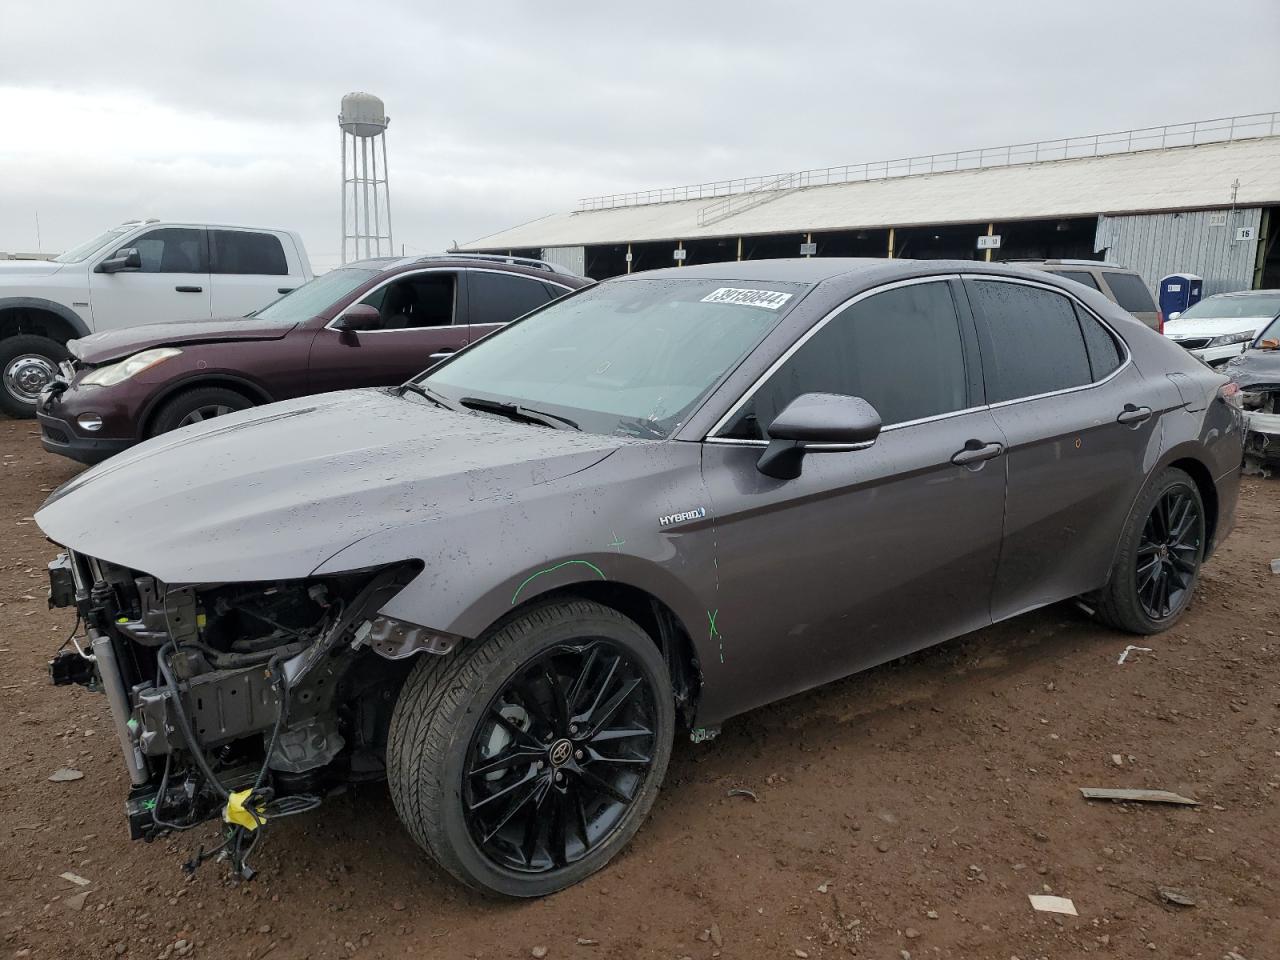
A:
<box><xmin>462</xmin><ymin>137</ymin><xmax>1280</xmax><ymax>250</ymax></box>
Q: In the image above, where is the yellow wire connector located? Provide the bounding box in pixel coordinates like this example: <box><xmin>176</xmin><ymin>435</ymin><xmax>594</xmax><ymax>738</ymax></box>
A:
<box><xmin>222</xmin><ymin>789</ymin><xmax>266</xmax><ymax>831</ymax></box>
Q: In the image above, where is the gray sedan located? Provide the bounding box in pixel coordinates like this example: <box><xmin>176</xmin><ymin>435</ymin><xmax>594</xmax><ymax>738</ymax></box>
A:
<box><xmin>37</xmin><ymin>258</ymin><xmax>1243</xmax><ymax>897</ymax></box>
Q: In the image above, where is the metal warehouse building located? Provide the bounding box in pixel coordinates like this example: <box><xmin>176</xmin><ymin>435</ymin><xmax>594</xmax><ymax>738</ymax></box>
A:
<box><xmin>461</xmin><ymin>113</ymin><xmax>1280</xmax><ymax>294</ymax></box>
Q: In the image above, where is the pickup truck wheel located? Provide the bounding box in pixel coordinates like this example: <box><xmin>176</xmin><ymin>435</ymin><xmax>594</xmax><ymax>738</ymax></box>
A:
<box><xmin>150</xmin><ymin>386</ymin><xmax>253</xmax><ymax>435</ymax></box>
<box><xmin>387</xmin><ymin>599</ymin><xmax>674</xmax><ymax>897</ymax></box>
<box><xmin>0</xmin><ymin>335</ymin><xmax>68</xmax><ymax>419</ymax></box>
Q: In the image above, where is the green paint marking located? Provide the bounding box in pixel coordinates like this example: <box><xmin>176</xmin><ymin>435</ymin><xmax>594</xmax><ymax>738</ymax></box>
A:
<box><xmin>608</xmin><ymin>532</ymin><xmax>626</xmax><ymax>549</ymax></box>
<box><xmin>142</xmin><ymin>798</ymin><xmax>157</xmax><ymax>811</ymax></box>
<box><xmin>708</xmin><ymin>608</ymin><xmax>724</xmax><ymax>663</ymax></box>
<box><xmin>510</xmin><ymin>560</ymin><xmax>606</xmax><ymax>605</ymax></box>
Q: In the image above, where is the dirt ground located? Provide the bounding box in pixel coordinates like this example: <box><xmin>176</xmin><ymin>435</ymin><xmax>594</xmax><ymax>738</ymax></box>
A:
<box><xmin>1</xmin><ymin>417</ymin><xmax>1276</xmax><ymax>960</ymax></box>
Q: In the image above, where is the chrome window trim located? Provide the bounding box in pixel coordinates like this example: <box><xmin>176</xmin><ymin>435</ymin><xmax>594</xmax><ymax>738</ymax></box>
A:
<box><xmin>324</xmin><ymin>266</ymin><xmax>574</xmax><ymax>334</ymax></box>
<box><xmin>704</xmin><ymin>272</ymin><xmax>1133</xmax><ymax>446</ymax></box>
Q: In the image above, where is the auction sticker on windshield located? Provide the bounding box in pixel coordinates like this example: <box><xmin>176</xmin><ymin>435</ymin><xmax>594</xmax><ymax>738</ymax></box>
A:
<box><xmin>701</xmin><ymin>287</ymin><xmax>794</xmax><ymax>310</ymax></box>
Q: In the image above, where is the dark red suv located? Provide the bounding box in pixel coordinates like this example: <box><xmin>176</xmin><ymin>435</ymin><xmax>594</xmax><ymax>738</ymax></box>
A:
<box><xmin>37</xmin><ymin>255</ymin><xmax>589</xmax><ymax>463</ymax></box>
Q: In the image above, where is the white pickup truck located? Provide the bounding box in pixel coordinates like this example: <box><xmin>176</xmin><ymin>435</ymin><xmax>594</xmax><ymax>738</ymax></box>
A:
<box><xmin>0</xmin><ymin>220</ymin><xmax>312</xmax><ymax>417</ymax></box>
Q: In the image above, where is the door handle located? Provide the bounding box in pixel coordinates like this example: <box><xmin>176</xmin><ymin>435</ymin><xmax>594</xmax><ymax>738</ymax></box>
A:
<box><xmin>951</xmin><ymin>439</ymin><xmax>1004</xmax><ymax>466</ymax></box>
<box><xmin>174</xmin><ymin>285</ymin><xmax>203</xmax><ymax>293</ymax></box>
<box><xmin>277</xmin><ymin>287</ymin><xmax>295</xmax><ymax>294</ymax></box>
<box><xmin>1116</xmin><ymin>404</ymin><xmax>1153</xmax><ymax>425</ymax></box>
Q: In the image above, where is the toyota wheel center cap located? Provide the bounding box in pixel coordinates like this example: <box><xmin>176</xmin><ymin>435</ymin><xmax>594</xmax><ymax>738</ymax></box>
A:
<box><xmin>549</xmin><ymin>738</ymin><xmax>573</xmax><ymax>767</ymax></box>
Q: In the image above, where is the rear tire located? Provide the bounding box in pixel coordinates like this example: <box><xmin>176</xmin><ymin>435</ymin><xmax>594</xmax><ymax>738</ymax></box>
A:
<box><xmin>386</xmin><ymin>599</ymin><xmax>674</xmax><ymax>897</ymax></box>
<box><xmin>1095</xmin><ymin>467</ymin><xmax>1205</xmax><ymax>635</ymax></box>
<box><xmin>150</xmin><ymin>386</ymin><xmax>253</xmax><ymax>435</ymax></box>
<box><xmin>0</xmin><ymin>334</ymin><xmax>68</xmax><ymax>418</ymax></box>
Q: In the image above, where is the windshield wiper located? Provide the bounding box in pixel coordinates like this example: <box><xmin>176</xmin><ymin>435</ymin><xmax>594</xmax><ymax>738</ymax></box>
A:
<box><xmin>459</xmin><ymin>396</ymin><xmax>580</xmax><ymax>431</ymax></box>
<box><xmin>397</xmin><ymin>382</ymin><xmax>454</xmax><ymax>410</ymax></box>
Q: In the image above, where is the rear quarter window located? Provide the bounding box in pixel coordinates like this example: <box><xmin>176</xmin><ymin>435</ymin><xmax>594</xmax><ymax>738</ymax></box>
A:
<box><xmin>1102</xmin><ymin>272</ymin><xmax>1156</xmax><ymax>313</ymax></box>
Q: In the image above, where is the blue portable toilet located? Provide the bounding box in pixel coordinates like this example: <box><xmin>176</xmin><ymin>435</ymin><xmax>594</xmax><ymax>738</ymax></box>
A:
<box><xmin>1159</xmin><ymin>273</ymin><xmax>1203</xmax><ymax>319</ymax></box>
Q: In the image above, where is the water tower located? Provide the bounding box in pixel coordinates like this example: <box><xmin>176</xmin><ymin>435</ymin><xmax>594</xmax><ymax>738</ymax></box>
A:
<box><xmin>339</xmin><ymin>92</ymin><xmax>393</xmax><ymax>263</ymax></box>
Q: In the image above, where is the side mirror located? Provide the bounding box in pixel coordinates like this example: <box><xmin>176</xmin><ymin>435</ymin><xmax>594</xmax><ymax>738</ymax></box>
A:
<box><xmin>334</xmin><ymin>304</ymin><xmax>382</xmax><ymax>332</ymax></box>
<box><xmin>96</xmin><ymin>248</ymin><xmax>141</xmax><ymax>273</ymax></box>
<box><xmin>1167</xmin><ymin>311</ymin><xmax>1181</xmax><ymax>321</ymax></box>
<box><xmin>756</xmin><ymin>393</ymin><xmax>882</xmax><ymax>479</ymax></box>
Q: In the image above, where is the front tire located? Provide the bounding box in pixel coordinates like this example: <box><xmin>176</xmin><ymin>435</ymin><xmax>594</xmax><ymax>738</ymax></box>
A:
<box><xmin>386</xmin><ymin>600</ymin><xmax>674</xmax><ymax>897</ymax></box>
<box><xmin>150</xmin><ymin>386</ymin><xmax>253</xmax><ymax>435</ymax></box>
<box><xmin>0</xmin><ymin>334</ymin><xmax>68</xmax><ymax>418</ymax></box>
<box><xmin>1095</xmin><ymin>467</ymin><xmax>1206</xmax><ymax>634</ymax></box>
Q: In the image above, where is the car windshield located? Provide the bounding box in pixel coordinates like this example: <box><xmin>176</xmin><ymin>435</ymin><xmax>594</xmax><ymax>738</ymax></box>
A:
<box><xmin>53</xmin><ymin>227</ymin><xmax>132</xmax><ymax>264</ymax></box>
<box><xmin>1177</xmin><ymin>294</ymin><xmax>1280</xmax><ymax>321</ymax></box>
<box><xmin>422</xmin><ymin>277</ymin><xmax>809</xmax><ymax>438</ymax></box>
<box><xmin>253</xmin><ymin>268</ymin><xmax>380</xmax><ymax>324</ymax></box>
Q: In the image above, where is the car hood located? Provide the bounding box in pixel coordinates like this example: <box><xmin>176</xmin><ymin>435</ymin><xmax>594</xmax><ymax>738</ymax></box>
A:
<box><xmin>0</xmin><ymin>259</ymin><xmax>64</xmax><ymax>278</ymax></box>
<box><xmin>70</xmin><ymin>316</ymin><xmax>298</xmax><ymax>364</ymax></box>
<box><xmin>1164</xmin><ymin>315</ymin><xmax>1275</xmax><ymax>339</ymax></box>
<box><xmin>35</xmin><ymin>388</ymin><xmax>629</xmax><ymax>584</ymax></box>
<box><xmin>1225</xmin><ymin>348</ymin><xmax>1280</xmax><ymax>390</ymax></box>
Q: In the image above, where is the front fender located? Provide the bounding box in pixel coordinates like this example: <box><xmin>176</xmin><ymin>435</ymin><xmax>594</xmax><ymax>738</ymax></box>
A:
<box><xmin>315</xmin><ymin>440</ymin><xmax>718</xmax><ymax>660</ymax></box>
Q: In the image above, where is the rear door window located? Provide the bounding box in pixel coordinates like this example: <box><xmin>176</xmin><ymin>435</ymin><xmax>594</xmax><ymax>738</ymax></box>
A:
<box><xmin>967</xmin><ymin>279</ymin><xmax>1092</xmax><ymax>403</ymax></box>
<box><xmin>722</xmin><ymin>280</ymin><xmax>970</xmax><ymax>439</ymax></box>
<box><xmin>468</xmin><ymin>271</ymin><xmax>558</xmax><ymax>326</ymax></box>
<box><xmin>210</xmin><ymin>230</ymin><xmax>288</xmax><ymax>275</ymax></box>
<box><xmin>1054</xmin><ymin>270</ymin><xmax>1101</xmax><ymax>292</ymax></box>
<box><xmin>1102</xmin><ymin>272</ymin><xmax>1156</xmax><ymax>313</ymax></box>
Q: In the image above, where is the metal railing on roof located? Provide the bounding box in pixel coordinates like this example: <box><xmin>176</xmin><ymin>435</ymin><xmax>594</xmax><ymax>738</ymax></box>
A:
<box><xmin>576</xmin><ymin>112</ymin><xmax>1280</xmax><ymax>214</ymax></box>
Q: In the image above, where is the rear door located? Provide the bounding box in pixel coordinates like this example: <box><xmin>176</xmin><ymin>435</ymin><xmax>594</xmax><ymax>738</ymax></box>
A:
<box><xmin>700</xmin><ymin>278</ymin><xmax>1007</xmax><ymax>717</ymax></box>
<box><xmin>88</xmin><ymin>227</ymin><xmax>212</xmax><ymax>329</ymax></box>
<box><xmin>962</xmin><ymin>276</ymin><xmax>1158</xmax><ymax>621</ymax></box>
<box><xmin>465</xmin><ymin>269</ymin><xmax>572</xmax><ymax>346</ymax></box>
<box><xmin>306</xmin><ymin>269</ymin><xmax>469</xmax><ymax>393</ymax></box>
<box><xmin>208</xmin><ymin>229</ymin><xmax>297</xmax><ymax>317</ymax></box>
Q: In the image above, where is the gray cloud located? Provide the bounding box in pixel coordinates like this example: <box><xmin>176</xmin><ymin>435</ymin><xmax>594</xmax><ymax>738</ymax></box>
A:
<box><xmin>2</xmin><ymin>0</ymin><xmax>1277</xmax><ymax>265</ymax></box>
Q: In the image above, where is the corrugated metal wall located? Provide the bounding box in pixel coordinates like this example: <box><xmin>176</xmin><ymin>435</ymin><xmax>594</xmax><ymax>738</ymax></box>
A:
<box><xmin>539</xmin><ymin>245</ymin><xmax>586</xmax><ymax>276</ymax></box>
<box><xmin>1095</xmin><ymin>208</ymin><xmax>1261</xmax><ymax>296</ymax></box>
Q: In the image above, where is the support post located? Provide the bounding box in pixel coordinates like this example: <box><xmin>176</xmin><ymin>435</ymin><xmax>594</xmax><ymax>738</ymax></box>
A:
<box><xmin>985</xmin><ymin>222</ymin><xmax>995</xmax><ymax>263</ymax></box>
<box><xmin>887</xmin><ymin>227</ymin><xmax>895</xmax><ymax>259</ymax></box>
<box><xmin>736</xmin><ymin>237</ymin><xmax>743</xmax><ymax>261</ymax></box>
<box><xmin>626</xmin><ymin>242</ymin><xmax>632</xmax><ymax>274</ymax></box>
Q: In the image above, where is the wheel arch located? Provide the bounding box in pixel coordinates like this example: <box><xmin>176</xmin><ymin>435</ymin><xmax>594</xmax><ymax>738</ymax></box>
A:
<box><xmin>0</xmin><ymin>297</ymin><xmax>89</xmax><ymax>344</ymax></box>
<box><xmin>481</xmin><ymin>581</ymin><xmax>702</xmax><ymax>729</ymax></box>
<box><xmin>1109</xmin><ymin>446</ymin><xmax>1221</xmax><ymax>575</ymax></box>
<box><xmin>139</xmin><ymin>374</ymin><xmax>275</xmax><ymax>437</ymax></box>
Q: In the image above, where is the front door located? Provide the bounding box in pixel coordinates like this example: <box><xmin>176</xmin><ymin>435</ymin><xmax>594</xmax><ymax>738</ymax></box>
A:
<box><xmin>699</xmin><ymin>278</ymin><xmax>1007</xmax><ymax>720</ymax></box>
<box><xmin>961</xmin><ymin>276</ymin><xmax>1162</xmax><ymax>620</ymax></box>
<box><xmin>88</xmin><ymin>227</ymin><xmax>212</xmax><ymax>330</ymax></box>
<box><xmin>307</xmin><ymin>270</ymin><xmax>470</xmax><ymax>393</ymax></box>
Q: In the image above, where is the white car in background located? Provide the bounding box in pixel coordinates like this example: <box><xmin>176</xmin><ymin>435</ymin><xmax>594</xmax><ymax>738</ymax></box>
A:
<box><xmin>0</xmin><ymin>220</ymin><xmax>312</xmax><ymax>417</ymax></box>
<box><xmin>1164</xmin><ymin>290</ymin><xmax>1280</xmax><ymax>366</ymax></box>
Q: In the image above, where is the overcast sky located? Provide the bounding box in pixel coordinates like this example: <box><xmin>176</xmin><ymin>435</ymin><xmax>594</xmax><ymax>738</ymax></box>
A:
<box><xmin>2</xmin><ymin>0</ymin><xmax>1278</xmax><ymax>270</ymax></box>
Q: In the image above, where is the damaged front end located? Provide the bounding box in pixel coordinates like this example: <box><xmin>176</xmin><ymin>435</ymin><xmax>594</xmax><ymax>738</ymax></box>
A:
<box><xmin>1240</xmin><ymin>384</ymin><xmax>1280</xmax><ymax>473</ymax></box>
<box><xmin>46</xmin><ymin>550</ymin><xmax>448</xmax><ymax>877</ymax></box>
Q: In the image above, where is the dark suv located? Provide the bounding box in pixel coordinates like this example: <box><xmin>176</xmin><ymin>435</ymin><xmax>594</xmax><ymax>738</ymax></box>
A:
<box><xmin>36</xmin><ymin>255</ymin><xmax>588</xmax><ymax>463</ymax></box>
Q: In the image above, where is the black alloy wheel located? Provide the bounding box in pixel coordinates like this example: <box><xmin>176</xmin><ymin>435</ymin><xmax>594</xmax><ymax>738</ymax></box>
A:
<box><xmin>386</xmin><ymin>599</ymin><xmax>675</xmax><ymax>897</ymax></box>
<box><xmin>463</xmin><ymin>640</ymin><xmax>657</xmax><ymax>873</ymax></box>
<box><xmin>1094</xmin><ymin>467</ymin><xmax>1206</xmax><ymax>635</ymax></box>
<box><xmin>1135</xmin><ymin>485</ymin><xmax>1203</xmax><ymax>621</ymax></box>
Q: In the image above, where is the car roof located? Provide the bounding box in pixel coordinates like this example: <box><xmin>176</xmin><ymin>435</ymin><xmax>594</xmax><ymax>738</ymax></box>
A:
<box><xmin>335</xmin><ymin>255</ymin><xmax>588</xmax><ymax>285</ymax></box>
<box><xmin>613</xmin><ymin>257</ymin><xmax>1100</xmax><ymax>288</ymax></box>
<box><xmin>1204</xmin><ymin>289</ymin><xmax>1280</xmax><ymax>298</ymax></box>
